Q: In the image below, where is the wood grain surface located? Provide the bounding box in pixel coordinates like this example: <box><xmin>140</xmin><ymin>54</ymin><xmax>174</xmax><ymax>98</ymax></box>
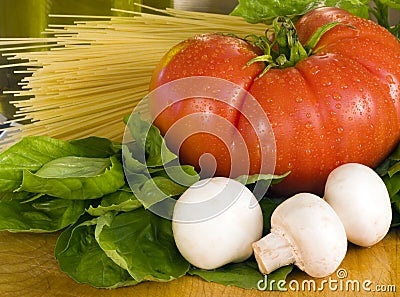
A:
<box><xmin>0</xmin><ymin>228</ymin><xmax>398</xmax><ymax>297</ymax></box>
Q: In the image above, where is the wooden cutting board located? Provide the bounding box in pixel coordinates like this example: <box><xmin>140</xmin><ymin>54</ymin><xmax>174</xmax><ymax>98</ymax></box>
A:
<box><xmin>0</xmin><ymin>228</ymin><xmax>398</xmax><ymax>297</ymax></box>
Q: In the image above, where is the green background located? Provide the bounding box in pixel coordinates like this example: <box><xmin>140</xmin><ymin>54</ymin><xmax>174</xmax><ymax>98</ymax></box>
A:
<box><xmin>0</xmin><ymin>0</ymin><xmax>173</xmax><ymax>118</ymax></box>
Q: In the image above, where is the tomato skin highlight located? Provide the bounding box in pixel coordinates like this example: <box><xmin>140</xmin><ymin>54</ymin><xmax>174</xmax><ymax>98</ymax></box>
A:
<box><xmin>150</xmin><ymin>8</ymin><xmax>400</xmax><ymax>196</ymax></box>
<box><xmin>149</xmin><ymin>34</ymin><xmax>264</xmax><ymax>90</ymax></box>
<box><xmin>149</xmin><ymin>34</ymin><xmax>264</xmax><ymax>177</ymax></box>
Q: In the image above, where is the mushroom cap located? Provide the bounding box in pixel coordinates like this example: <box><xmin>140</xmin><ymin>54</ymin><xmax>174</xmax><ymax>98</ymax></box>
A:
<box><xmin>271</xmin><ymin>193</ymin><xmax>347</xmax><ymax>278</ymax></box>
<box><xmin>324</xmin><ymin>163</ymin><xmax>392</xmax><ymax>247</ymax></box>
<box><xmin>172</xmin><ymin>177</ymin><xmax>263</xmax><ymax>270</ymax></box>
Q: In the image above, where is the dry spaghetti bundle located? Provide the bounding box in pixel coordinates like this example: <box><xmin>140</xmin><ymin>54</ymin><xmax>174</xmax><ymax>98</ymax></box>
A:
<box><xmin>0</xmin><ymin>6</ymin><xmax>266</xmax><ymax>148</ymax></box>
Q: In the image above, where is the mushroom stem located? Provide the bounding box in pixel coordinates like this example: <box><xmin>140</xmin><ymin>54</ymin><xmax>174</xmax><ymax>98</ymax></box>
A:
<box><xmin>252</xmin><ymin>193</ymin><xmax>347</xmax><ymax>278</ymax></box>
<box><xmin>252</xmin><ymin>232</ymin><xmax>296</xmax><ymax>274</ymax></box>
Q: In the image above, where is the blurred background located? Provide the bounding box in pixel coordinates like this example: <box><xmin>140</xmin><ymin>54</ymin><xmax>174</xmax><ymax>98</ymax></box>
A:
<box><xmin>0</xmin><ymin>0</ymin><xmax>240</xmax><ymax>38</ymax></box>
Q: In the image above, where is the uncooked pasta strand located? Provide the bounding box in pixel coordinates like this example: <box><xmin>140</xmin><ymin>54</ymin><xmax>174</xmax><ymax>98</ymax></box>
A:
<box><xmin>0</xmin><ymin>6</ymin><xmax>267</xmax><ymax>150</ymax></box>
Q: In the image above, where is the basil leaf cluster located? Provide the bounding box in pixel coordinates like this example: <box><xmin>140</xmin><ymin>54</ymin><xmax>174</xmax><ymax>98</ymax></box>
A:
<box><xmin>0</xmin><ymin>114</ymin><xmax>290</xmax><ymax>289</ymax></box>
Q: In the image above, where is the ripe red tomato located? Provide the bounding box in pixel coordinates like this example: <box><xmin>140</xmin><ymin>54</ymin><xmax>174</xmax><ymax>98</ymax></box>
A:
<box><xmin>149</xmin><ymin>34</ymin><xmax>265</xmax><ymax>177</ymax></box>
<box><xmin>149</xmin><ymin>7</ymin><xmax>400</xmax><ymax>196</ymax></box>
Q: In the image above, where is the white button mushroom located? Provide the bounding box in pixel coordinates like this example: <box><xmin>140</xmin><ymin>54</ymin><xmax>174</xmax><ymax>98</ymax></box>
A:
<box><xmin>172</xmin><ymin>177</ymin><xmax>263</xmax><ymax>270</ymax></box>
<box><xmin>252</xmin><ymin>193</ymin><xmax>347</xmax><ymax>278</ymax></box>
<box><xmin>324</xmin><ymin>163</ymin><xmax>392</xmax><ymax>247</ymax></box>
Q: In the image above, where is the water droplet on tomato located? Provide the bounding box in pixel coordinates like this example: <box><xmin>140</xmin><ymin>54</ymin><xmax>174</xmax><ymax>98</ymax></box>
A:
<box><xmin>305</xmin><ymin>149</ymin><xmax>311</xmax><ymax>155</ymax></box>
<box><xmin>310</xmin><ymin>65</ymin><xmax>320</xmax><ymax>75</ymax></box>
<box><xmin>335</xmin><ymin>103</ymin><xmax>342</xmax><ymax>109</ymax></box>
<box><xmin>305</xmin><ymin>122</ymin><xmax>312</xmax><ymax>129</ymax></box>
<box><xmin>337</xmin><ymin>127</ymin><xmax>344</xmax><ymax>134</ymax></box>
<box><xmin>306</xmin><ymin>113</ymin><xmax>311</xmax><ymax>118</ymax></box>
<box><xmin>386</xmin><ymin>75</ymin><xmax>395</xmax><ymax>84</ymax></box>
<box><xmin>333</xmin><ymin>93</ymin><xmax>342</xmax><ymax>101</ymax></box>
<box><xmin>266</xmin><ymin>98</ymin><xmax>273</xmax><ymax>103</ymax></box>
<box><xmin>295</xmin><ymin>97</ymin><xmax>303</xmax><ymax>103</ymax></box>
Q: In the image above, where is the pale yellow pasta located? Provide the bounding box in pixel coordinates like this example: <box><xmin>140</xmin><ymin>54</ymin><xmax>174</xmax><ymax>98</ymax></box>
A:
<box><xmin>0</xmin><ymin>6</ymin><xmax>267</xmax><ymax>149</ymax></box>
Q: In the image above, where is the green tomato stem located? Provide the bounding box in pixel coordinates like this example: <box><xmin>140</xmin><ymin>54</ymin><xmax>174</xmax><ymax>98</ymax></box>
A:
<box><xmin>246</xmin><ymin>16</ymin><xmax>343</xmax><ymax>76</ymax></box>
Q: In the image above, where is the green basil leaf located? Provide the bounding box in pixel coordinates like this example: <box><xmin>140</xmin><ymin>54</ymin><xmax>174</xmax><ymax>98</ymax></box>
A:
<box><xmin>0</xmin><ymin>194</ymin><xmax>86</xmax><ymax>232</ymax></box>
<box><xmin>95</xmin><ymin>209</ymin><xmax>190</xmax><ymax>282</ymax></box>
<box><xmin>55</xmin><ymin>218</ymin><xmax>137</xmax><ymax>288</ymax></box>
<box><xmin>376</xmin><ymin>158</ymin><xmax>393</xmax><ymax>176</ymax></box>
<box><xmin>189</xmin><ymin>260</ymin><xmax>292</xmax><ymax>290</ymax></box>
<box><xmin>123</xmin><ymin>115</ymin><xmax>200</xmax><ymax>209</ymax></box>
<box><xmin>35</xmin><ymin>156</ymin><xmax>113</xmax><ymax>177</ymax></box>
<box><xmin>383</xmin><ymin>174</ymin><xmax>400</xmax><ymax>200</ymax></box>
<box><xmin>0</xmin><ymin>166</ymin><xmax>25</xmax><ymax>192</ymax></box>
<box><xmin>376</xmin><ymin>0</ymin><xmax>400</xmax><ymax>9</ymax></box>
<box><xmin>122</xmin><ymin>144</ymin><xmax>148</xmax><ymax>174</ymax></box>
<box><xmin>230</xmin><ymin>0</ymin><xmax>370</xmax><ymax>24</ymax></box>
<box><xmin>390</xmin><ymin>144</ymin><xmax>400</xmax><ymax>161</ymax></box>
<box><xmin>390</xmin><ymin>205</ymin><xmax>400</xmax><ymax>227</ymax></box>
<box><xmin>124</xmin><ymin>113</ymin><xmax>177</xmax><ymax>167</ymax></box>
<box><xmin>376</xmin><ymin>141</ymin><xmax>400</xmax><ymax>227</ymax></box>
<box><xmin>68</xmin><ymin>136</ymin><xmax>121</xmax><ymax>158</ymax></box>
<box><xmin>0</xmin><ymin>191</ymin><xmax>33</xmax><ymax>201</ymax></box>
<box><xmin>136</xmin><ymin>176</ymin><xmax>187</xmax><ymax>208</ymax></box>
<box><xmin>18</xmin><ymin>155</ymin><xmax>125</xmax><ymax>199</ymax></box>
<box><xmin>0</xmin><ymin>136</ymin><xmax>82</xmax><ymax>167</ymax></box>
<box><xmin>150</xmin><ymin>165</ymin><xmax>200</xmax><ymax>187</ymax></box>
<box><xmin>87</xmin><ymin>187</ymin><xmax>143</xmax><ymax>216</ymax></box>
<box><xmin>124</xmin><ymin>129</ymin><xmax>200</xmax><ymax>209</ymax></box>
<box><xmin>388</xmin><ymin>162</ymin><xmax>400</xmax><ymax>178</ymax></box>
<box><xmin>0</xmin><ymin>136</ymin><xmax>86</xmax><ymax>191</ymax></box>
<box><xmin>0</xmin><ymin>136</ymin><xmax>121</xmax><ymax>192</ymax></box>
<box><xmin>259</xmin><ymin>197</ymin><xmax>284</xmax><ymax>234</ymax></box>
<box><xmin>235</xmin><ymin>172</ymin><xmax>290</xmax><ymax>186</ymax></box>
<box><xmin>234</xmin><ymin>172</ymin><xmax>289</xmax><ymax>200</ymax></box>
